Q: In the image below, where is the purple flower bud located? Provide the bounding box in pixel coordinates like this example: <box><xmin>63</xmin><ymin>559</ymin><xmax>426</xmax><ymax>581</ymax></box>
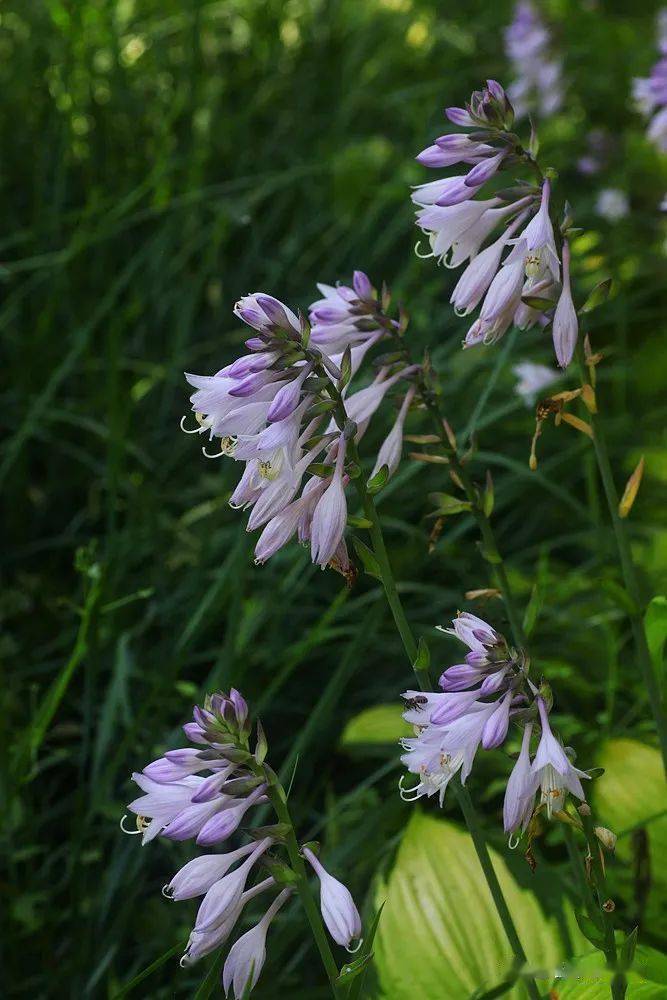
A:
<box><xmin>430</xmin><ymin>689</ymin><xmax>480</xmax><ymax>726</ymax></box>
<box><xmin>445</xmin><ymin>106</ymin><xmax>475</xmax><ymax>126</ymax></box>
<box><xmin>194</xmin><ymin>839</ymin><xmax>272</xmax><ymax>933</ymax></box>
<box><xmin>352</xmin><ymin>270</ymin><xmax>374</xmax><ymax>300</ymax></box>
<box><xmin>486</xmin><ymin>79</ymin><xmax>506</xmax><ymax>102</ymax></box>
<box><xmin>310</xmin><ymin>436</ymin><xmax>348</xmax><ymax>568</ymax></box>
<box><xmin>479</xmin><ymin>669</ymin><xmax>508</xmax><ymax>696</ymax></box>
<box><xmin>255</xmin><ymin>294</ymin><xmax>299</xmax><ymax>333</ymax></box>
<box><xmin>464</xmin><ymin>150</ymin><xmax>506</xmax><ymax>188</ymax></box>
<box><xmin>552</xmin><ymin>240</ymin><xmax>578</xmax><ymax>368</ymax></box>
<box><xmin>481</xmin><ymin>693</ymin><xmax>512</xmax><ymax>749</ymax></box>
<box><xmin>222</xmin><ymin>889</ymin><xmax>291</xmax><ymax>998</ymax></box>
<box><xmin>165</xmin><ymin>844</ymin><xmax>258</xmax><ymax>901</ymax></box>
<box><xmin>303</xmin><ymin>848</ymin><xmax>362</xmax><ymax>951</ymax></box>
<box><xmin>266</xmin><ymin>374</ymin><xmax>304</xmax><ymax>422</ymax></box>
<box><xmin>229</xmin><ymin>688</ymin><xmax>248</xmax><ymax>728</ymax></box>
<box><xmin>438</xmin><ymin>663</ymin><xmax>483</xmax><ymax>691</ymax></box>
<box><xmin>195</xmin><ymin>786</ymin><xmax>266</xmax><ymax>846</ymax></box>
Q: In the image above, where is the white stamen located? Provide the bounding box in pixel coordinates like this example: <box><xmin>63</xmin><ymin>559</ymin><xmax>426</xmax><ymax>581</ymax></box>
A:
<box><xmin>414</xmin><ymin>240</ymin><xmax>434</xmax><ymax>260</ymax></box>
<box><xmin>180</xmin><ymin>415</ymin><xmax>203</xmax><ymax>434</ymax></box>
<box><xmin>120</xmin><ymin>813</ymin><xmax>144</xmax><ymax>835</ymax></box>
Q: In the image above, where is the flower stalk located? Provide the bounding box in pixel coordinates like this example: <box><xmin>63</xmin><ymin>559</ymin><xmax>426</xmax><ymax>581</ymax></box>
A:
<box><xmin>418</xmin><ymin>382</ymin><xmax>527</xmax><ymax>648</ymax></box>
<box><xmin>261</xmin><ymin>781</ymin><xmax>342</xmax><ymax>996</ymax></box>
<box><xmin>320</xmin><ymin>378</ymin><xmax>540</xmax><ymax>1000</ymax></box>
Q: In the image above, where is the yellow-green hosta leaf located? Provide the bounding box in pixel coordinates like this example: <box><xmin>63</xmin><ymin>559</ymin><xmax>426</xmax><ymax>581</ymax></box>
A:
<box><xmin>594</xmin><ymin>739</ymin><xmax>667</xmax><ymax>841</ymax></box>
<box><xmin>340</xmin><ymin>704</ymin><xmax>409</xmax><ymax>749</ymax></box>
<box><xmin>374</xmin><ymin>813</ymin><xmax>569</xmax><ymax>999</ymax></box>
<box><xmin>553</xmin><ymin>943</ymin><xmax>667</xmax><ymax>998</ymax></box>
<box><xmin>594</xmin><ymin>739</ymin><xmax>667</xmax><ymax>933</ymax></box>
<box><xmin>553</xmin><ymin>972</ymin><xmax>664</xmax><ymax>999</ymax></box>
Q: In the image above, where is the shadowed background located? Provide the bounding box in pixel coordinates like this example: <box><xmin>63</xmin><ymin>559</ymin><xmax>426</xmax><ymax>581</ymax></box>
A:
<box><xmin>3</xmin><ymin>1</ymin><xmax>667</xmax><ymax>996</ymax></box>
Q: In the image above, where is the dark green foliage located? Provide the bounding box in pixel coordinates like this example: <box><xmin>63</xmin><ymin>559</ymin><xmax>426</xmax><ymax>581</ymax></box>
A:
<box><xmin>2</xmin><ymin>1</ymin><xmax>667</xmax><ymax>997</ymax></box>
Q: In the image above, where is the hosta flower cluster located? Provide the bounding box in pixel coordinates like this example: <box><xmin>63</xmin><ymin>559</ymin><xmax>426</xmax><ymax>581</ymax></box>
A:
<box><xmin>182</xmin><ymin>276</ymin><xmax>417</xmax><ymax>569</ymax></box>
<box><xmin>412</xmin><ymin>80</ymin><xmax>579</xmax><ymax>367</ymax></box>
<box><xmin>123</xmin><ymin>690</ymin><xmax>361</xmax><ymax>996</ymax></box>
<box><xmin>633</xmin><ymin>8</ymin><xmax>667</xmax><ymax>155</ymax></box>
<box><xmin>504</xmin><ymin>1</ymin><xmax>563</xmax><ymax>120</ymax></box>
<box><xmin>399</xmin><ymin>613</ymin><xmax>589</xmax><ymax>843</ymax></box>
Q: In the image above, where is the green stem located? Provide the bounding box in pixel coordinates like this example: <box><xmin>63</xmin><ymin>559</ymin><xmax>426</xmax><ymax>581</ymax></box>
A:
<box><xmin>578</xmin><ymin>810</ymin><xmax>628</xmax><ymax>1000</ymax></box>
<box><xmin>577</xmin><ymin>364</ymin><xmax>667</xmax><ymax>773</ymax></box>
<box><xmin>345</xmin><ymin>465</ymin><xmax>539</xmax><ymax>1000</ymax></box>
<box><xmin>454</xmin><ymin>783</ymin><xmax>541</xmax><ymax>1000</ymax></box>
<box><xmin>265</xmin><ymin>783</ymin><xmax>341</xmax><ymax>997</ymax></box>
<box><xmin>321</xmin><ymin>368</ymin><xmax>538</xmax><ymax>997</ymax></box>
<box><xmin>347</xmin><ymin>443</ymin><xmax>426</xmax><ymax>682</ymax></box>
<box><xmin>420</xmin><ymin>388</ymin><xmax>526</xmax><ymax>648</ymax></box>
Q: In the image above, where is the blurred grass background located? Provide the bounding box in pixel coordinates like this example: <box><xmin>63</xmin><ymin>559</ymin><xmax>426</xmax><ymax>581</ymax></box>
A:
<box><xmin>3</xmin><ymin>0</ymin><xmax>667</xmax><ymax>996</ymax></box>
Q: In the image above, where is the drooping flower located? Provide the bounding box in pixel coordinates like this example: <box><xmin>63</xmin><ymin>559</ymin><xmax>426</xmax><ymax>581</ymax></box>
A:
<box><xmin>310</xmin><ymin>435</ymin><xmax>348</xmax><ymax>568</ymax></box>
<box><xmin>504</xmin><ymin>2</ymin><xmax>563</xmax><ymax>120</ymax></box>
<box><xmin>399</xmin><ymin>618</ymin><xmax>589</xmax><ymax>839</ymax></box>
<box><xmin>531</xmin><ymin>698</ymin><xmax>589</xmax><ymax>818</ymax></box>
<box><xmin>370</xmin><ymin>386</ymin><xmax>415</xmax><ymax>479</ymax></box>
<box><xmin>222</xmin><ymin>889</ymin><xmax>291</xmax><ymax>998</ymax></box>
<box><xmin>399</xmin><ymin>614</ymin><xmax>526</xmax><ymax>808</ymax></box>
<box><xmin>633</xmin><ymin>9</ymin><xmax>667</xmax><ymax>154</ymax></box>
<box><xmin>551</xmin><ymin>239</ymin><xmax>578</xmax><ymax>368</ymax></box>
<box><xmin>503</xmin><ymin>723</ymin><xmax>539</xmax><ymax>838</ymax></box>
<box><xmin>303</xmin><ymin>848</ymin><xmax>362</xmax><ymax>952</ymax></box>
<box><xmin>413</xmin><ymin>84</ymin><xmax>567</xmax><ymax>364</ymax></box>
<box><xmin>183</xmin><ymin>280</ymin><xmax>418</xmax><ymax>569</ymax></box>
<box><xmin>124</xmin><ymin>690</ymin><xmax>364</xmax><ymax>992</ymax></box>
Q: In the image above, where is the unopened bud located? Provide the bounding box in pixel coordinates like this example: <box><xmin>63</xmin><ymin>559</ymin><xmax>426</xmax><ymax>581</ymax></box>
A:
<box><xmin>595</xmin><ymin>826</ymin><xmax>617</xmax><ymax>852</ymax></box>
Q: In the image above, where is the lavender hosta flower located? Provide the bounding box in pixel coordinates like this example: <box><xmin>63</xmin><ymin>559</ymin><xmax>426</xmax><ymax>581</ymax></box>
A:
<box><xmin>370</xmin><ymin>387</ymin><xmax>415</xmax><ymax>480</ymax></box>
<box><xmin>595</xmin><ymin>188</ymin><xmax>630</xmax><ymax>223</ymax></box>
<box><xmin>503</xmin><ymin>723</ymin><xmax>540</xmax><ymax>841</ymax></box>
<box><xmin>125</xmin><ymin>773</ymin><xmax>229</xmax><ymax>845</ymax></box>
<box><xmin>451</xmin><ymin>207</ymin><xmax>532</xmax><ymax>316</ymax></box>
<box><xmin>308</xmin><ymin>271</ymin><xmax>389</xmax><ymax>356</ymax></box>
<box><xmin>513</xmin><ymin>361</ymin><xmax>559</xmax><ymax>406</ymax></box>
<box><xmin>518</xmin><ymin>179</ymin><xmax>560</xmax><ymax>284</ymax></box>
<box><xmin>193</xmin><ymin>840</ymin><xmax>273</xmax><ymax>933</ymax></box>
<box><xmin>634</xmin><ymin>9</ymin><xmax>667</xmax><ymax>154</ymax></box>
<box><xmin>413</xmin><ymin>85</ymin><xmax>575</xmax><ymax>363</ymax></box>
<box><xmin>310</xmin><ymin>435</ymin><xmax>348</xmax><ymax>568</ymax></box>
<box><xmin>253</xmin><ymin>487</ymin><xmax>324</xmax><ymax>565</ymax></box>
<box><xmin>164</xmin><ymin>844</ymin><xmax>259</xmax><ymax>901</ymax></box>
<box><xmin>222</xmin><ymin>889</ymin><xmax>292</xmax><ymax>998</ymax></box>
<box><xmin>438</xmin><ymin>611</ymin><xmax>500</xmax><ymax>654</ymax></box>
<box><xmin>195</xmin><ymin>786</ymin><xmax>268</xmax><ymax>847</ymax></box>
<box><xmin>531</xmin><ymin>698</ymin><xmax>589</xmax><ymax>818</ymax></box>
<box><xmin>182</xmin><ymin>877</ymin><xmax>276</xmax><ymax>967</ymax></box>
<box><xmin>400</xmin><ymin>614</ymin><xmax>522</xmax><ymax>807</ymax></box>
<box><xmin>552</xmin><ymin>240</ymin><xmax>579</xmax><ymax>368</ymax></box>
<box><xmin>303</xmin><ymin>848</ymin><xmax>362</xmax><ymax>952</ymax></box>
<box><xmin>343</xmin><ymin>367</ymin><xmax>418</xmax><ymax>429</ymax></box>
<box><xmin>504</xmin><ymin>2</ymin><xmax>563</xmax><ymax>120</ymax></box>
<box><xmin>184</xmin><ymin>279</ymin><xmax>416</xmax><ymax>570</ymax></box>
<box><xmin>121</xmin><ymin>688</ymin><xmax>326</xmax><ymax>980</ymax></box>
<box><xmin>464</xmin><ymin>241</ymin><xmax>529</xmax><ymax>347</ymax></box>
